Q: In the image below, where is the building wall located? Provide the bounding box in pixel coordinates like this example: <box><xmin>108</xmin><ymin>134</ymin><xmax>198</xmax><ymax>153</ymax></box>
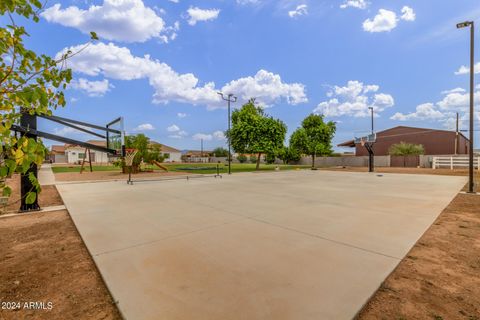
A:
<box><xmin>65</xmin><ymin>147</ymin><xmax>109</xmax><ymax>164</ymax></box>
<box><xmin>354</xmin><ymin>127</ymin><xmax>469</xmax><ymax>156</ymax></box>
<box><xmin>163</xmin><ymin>152</ymin><xmax>182</xmax><ymax>163</ymax></box>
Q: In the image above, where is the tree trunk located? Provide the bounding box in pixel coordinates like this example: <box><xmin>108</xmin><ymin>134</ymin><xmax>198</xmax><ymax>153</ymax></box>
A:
<box><xmin>311</xmin><ymin>154</ymin><xmax>315</xmax><ymax>169</ymax></box>
<box><xmin>256</xmin><ymin>152</ymin><xmax>262</xmax><ymax>170</ymax></box>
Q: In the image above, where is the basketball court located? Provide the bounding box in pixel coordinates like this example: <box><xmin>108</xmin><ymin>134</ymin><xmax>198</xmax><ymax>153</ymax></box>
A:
<box><xmin>56</xmin><ymin>170</ymin><xmax>466</xmax><ymax>320</ymax></box>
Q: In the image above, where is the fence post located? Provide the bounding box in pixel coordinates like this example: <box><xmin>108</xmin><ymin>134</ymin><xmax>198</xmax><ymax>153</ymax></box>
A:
<box><xmin>432</xmin><ymin>157</ymin><xmax>436</xmax><ymax>169</ymax></box>
<box><xmin>450</xmin><ymin>156</ymin><xmax>453</xmax><ymax>170</ymax></box>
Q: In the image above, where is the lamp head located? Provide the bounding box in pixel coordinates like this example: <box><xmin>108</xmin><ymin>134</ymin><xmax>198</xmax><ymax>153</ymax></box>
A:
<box><xmin>457</xmin><ymin>21</ymin><xmax>472</xmax><ymax>29</ymax></box>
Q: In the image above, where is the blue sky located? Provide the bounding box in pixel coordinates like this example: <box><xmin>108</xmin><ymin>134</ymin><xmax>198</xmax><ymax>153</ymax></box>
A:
<box><xmin>13</xmin><ymin>0</ymin><xmax>480</xmax><ymax>150</ymax></box>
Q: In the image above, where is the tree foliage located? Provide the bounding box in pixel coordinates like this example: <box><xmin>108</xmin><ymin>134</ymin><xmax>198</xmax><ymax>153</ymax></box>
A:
<box><xmin>124</xmin><ymin>134</ymin><xmax>162</xmax><ymax>167</ymax></box>
<box><xmin>290</xmin><ymin>114</ymin><xmax>336</xmax><ymax>168</ymax></box>
<box><xmin>212</xmin><ymin>147</ymin><xmax>229</xmax><ymax>157</ymax></box>
<box><xmin>0</xmin><ymin>1</ymin><xmax>97</xmax><ymax>202</ymax></box>
<box><xmin>389</xmin><ymin>142</ymin><xmax>425</xmax><ymax>156</ymax></box>
<box><xmin>277</xmin><ymin>146</ymin><xmax>301</xmax><ymax>164</ymax></box>
<box><xmin>227</xmin><ymin>99</ymin><xmax>287</xmax><ymax>169</ymax></box>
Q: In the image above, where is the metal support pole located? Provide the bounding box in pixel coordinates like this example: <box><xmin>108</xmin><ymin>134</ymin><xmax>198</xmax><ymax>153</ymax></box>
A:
<box><xmin>468</xmin><ymin>22</ymin><xmax>475</xmax><ymax>193</ymax></box>
<box><xmin>218</xmin><ymin>92</ymin><xmax>237</xmax><ymax>175</ymax></box>
<box><xmin>19</xmin><ymin>110</ymin><xmax>40</xmax><ymax>212</ymax></box>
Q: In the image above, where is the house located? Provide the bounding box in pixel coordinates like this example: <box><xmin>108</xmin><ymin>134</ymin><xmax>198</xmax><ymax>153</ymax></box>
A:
<box><xmin>152</xmin><ymin>143</ymin><xmax>182</xmax><ymax>163</ymax></box>
<box><xmin>50</xmin><ymin>140</ymin><xmax>110</xmax><ymax>164</ymax></box>
<box><xmin>338</xmin><ymin>126</ymin><xmax>470</xmax><ymax>156</ymax></box>
<box><xmin>182</xmin><ymin>150</ymin><xmax>212</xmax><ymax>163</ymax></box>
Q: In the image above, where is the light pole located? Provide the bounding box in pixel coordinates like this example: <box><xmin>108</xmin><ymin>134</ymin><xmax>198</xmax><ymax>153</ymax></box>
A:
<box><xmin>368</xmin><ymin>107</ymin><xmax>374</xmax><ymax>134</ymax></box>
<box><xmin>218</xmin><ymin>92</ymin><xmax>237</xmax><ymax>174</ymax></box>
<box><xmin>457</xmin><ymin>20</ymin><xmax>475</xmax><ymax>193</ymax></box>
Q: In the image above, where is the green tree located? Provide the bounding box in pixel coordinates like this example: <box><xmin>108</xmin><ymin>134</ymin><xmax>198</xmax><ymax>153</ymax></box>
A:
<box><xmin>227</xmin><ymin>99</ymin><xmax>287</xmax><ymax>170</ymax></box>
<box><xmin>212</xmin><ymin>147</ymin><xmax>229</xmax><ymax>157</ymax></box>
<box><xmin>124</xmin><ymin>134</ymin><xmax>162</xmax><ymax>168</ymax></box>
<box><xmin>389</xmin><ymin>142</ymin><xmax>425</xmax><ymax>156</ymax></box>
<box><xmin>0</xmin><ymin>1</ymin><xmax>97</xmax><ymax>202</ymax></box>
<box><xmin>237</xmin><ymin>154</ymin><xmax>247</xmax><ymax>163</ymax></box>
<box><xmin>290</xmin><ymin>114</ymin><xmax>336</xmax><ymax>169</ymax></box>
<box><xmin>277</xmin><ymin>146</ymin><xmax>301</xmax><ymax>164</ymax></box>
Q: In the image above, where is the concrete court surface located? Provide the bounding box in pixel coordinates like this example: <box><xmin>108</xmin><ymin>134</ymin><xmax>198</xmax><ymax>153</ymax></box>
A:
<box><xmin>56</xmin><ymin>170</ymin><xmax>466</xmax><ymax>320</ymax></box>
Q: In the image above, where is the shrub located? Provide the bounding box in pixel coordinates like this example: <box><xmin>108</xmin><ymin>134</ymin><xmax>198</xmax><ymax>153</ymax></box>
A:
<box><xmin>250</xmin><ymin>155</ymin><xmax>258</xmax><ymax>163</ymax></box>
<box><xmin>237</xmin><ymin>154</ymin><xmax>247</xmax><ymax>163</ymax></box>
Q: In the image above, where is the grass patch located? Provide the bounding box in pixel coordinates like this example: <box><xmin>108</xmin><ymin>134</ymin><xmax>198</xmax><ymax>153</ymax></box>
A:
<box><xmin>52</xmin><ymin>165</ymin><xmax>120</xmax><ymax>173</ymax></box>
<box><xmin>52</xmin><ymin>163</ymin><xmax>310</xmax><ymax>174</ymax></box>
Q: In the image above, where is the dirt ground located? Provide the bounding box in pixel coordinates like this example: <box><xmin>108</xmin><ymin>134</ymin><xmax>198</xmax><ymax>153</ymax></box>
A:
<box><xmin>54</xmin><ymin>169</ymin><xmax>187</xmax><ymax>182</ymax></box>
<box><xmin>2</xmin><ymin>175</ymin><xmax>63</xmax><ymax>214</ymax></box>
<box><xmin>357</xmin><ymin>192</ymin><xmax>480</xmax><ymax>320</ymax></box>
<box><xmin>321</xmin><ymin>166</ymin><xmax>480</xmax><ymax>177</ymax></box>
<box><xmin>0</xmin><ymin>178</ymin><xmax>121</xmax><ymax>320</ymax></box>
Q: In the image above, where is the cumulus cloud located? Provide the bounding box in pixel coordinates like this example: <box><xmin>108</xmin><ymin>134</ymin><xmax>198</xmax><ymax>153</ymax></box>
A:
<box><xmin>58</xmin><ymin>42</ymin><xmax>307</xmax><ymax>109</ymax></box>
<box><xmin>363</xmin><ymin>6</ymin><xmax>415</xmax><ymax>33</ymax></box>
<box><xmin>167</xmin><ymin>124</ymin><xmax>180</xmax><ymax>132</ymax></box>
<box><xmin>390</xmin><ymin>103</ymin><xmax>444</xmax><ymax>121</ymax></box>
<box><xmin>363</xmin><ymin>9</ymin><xmax>398</xmax><ymax>32</ymax></box>
<box><xmin>213</xmin><ymin>130</ymin><xmax>226</xmax><ymax>140</ymax></box>
<box><xmin>70</xmin><ymin>78</ymin><xmax>113</xmax><ymax>96</ymax></box>
<box><xmin>236</xmin><ymin>0</ymin><xmax>260</xmax><ymax>5</ymax></box>
<box><xmin>192</xmin><ymin>133</ymin><xmax>212</xmax><ymax>141</ymax></box>
<box><xmin>390</xmin><ymin>86</ymin><xmax>480</xmax><ymax>129</ymax></box>
<box><xmin>167</xmin><ymin>124</ymin><xmax>188</xmax><ymax>138</ymax></box>
<box><xmin>313</xmin><ymin>80</ymin><xmax>394</xmax><ymax>117</ymax></box>
<box><xmin>177</xmin><ymin>112</ymin><xmax>188</xmax><ymax>118</ymax></box>
<box><xmin>193</xmin><ymin>131</ymin><xmax>225</xmax><ymax>141</ymax></box>
<box><xmin>340</xmin><ymin>0</ymin><xmax>368</xmax><ymax>9</ymax></box>
<box><xmin>134</xmin><ymin>123</ymin><xmax>155</xmax><ymax>131</ymax></box>
<box><xmin>41</xmin><ymin>0</ymin><xmax>173</xmax><ymax>43</ymax></box>
<box><xmin>400</xmin><ymin>6</ymin><xmax>415</xmax><ymax>21</ymax></box>
<box><xmin>221</xmin><ymin>69</ymin><xmax>307</xmax><ymax>106</ymax></box>
<box><xmin>186</xmin><ymin>7</ymin><xmax>220</xmax><ymax>26</ymax></box>
<box><xmin>454</xmin><ymin>62</ymin><xmax>480</xmax><ymax>75</ymax></box>
<box><xmin>288</xmin><ymin>5</ymin><xmax>308</xmax><ymax>18</ymax></box>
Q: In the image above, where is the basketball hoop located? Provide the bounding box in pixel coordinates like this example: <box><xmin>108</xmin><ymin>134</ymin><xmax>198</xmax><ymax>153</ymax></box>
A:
<box><xmin>125</xmin><ymin>149</ymin><xmax>138</xmax><ymax>185</ymax></box>
<box><xmin>360</xmin><ymin>138</ymin><xmax>366</xmax><ymax>147</ymax></box>
<box><xmin>125</xmin><ymin>149</ymin><xmax>138</xmax><ymax>167</ymax></box>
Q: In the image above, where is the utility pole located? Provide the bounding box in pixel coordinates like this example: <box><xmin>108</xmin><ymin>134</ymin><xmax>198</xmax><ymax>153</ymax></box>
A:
<box><xmin>218</xmin><ymin>92</ymin><xmax>237</xmax><ymax>174</ymax></box>
<box><xmin>201</xmin><ymin>139</ymin><xmax>203</xmax><ymax>158</ymax></box>
<box><xmin>457</xmin><ymin>20</ymin><xmax>475</xmax><ymax>193</ymax></box>
<box><xmin>455</xmin><ymin>112</ymin><xmax>459</xmax><ymax>155</ymax></box>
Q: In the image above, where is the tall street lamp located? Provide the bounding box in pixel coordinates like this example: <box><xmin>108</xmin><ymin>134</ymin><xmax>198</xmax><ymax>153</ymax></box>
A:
<box><xmin>457</xmin><ymin>20</ymin><xmax>475</xmax><ymax>193</ymax></box>
<box><xmin>368</xmin><ymin>106</ymin><xmax>374</xmax><ymax>134</ymax></box>
<box><xmin>218</xmin><ymin>92</ymin><xmax>237</xmax><ymax>175</ymax></box>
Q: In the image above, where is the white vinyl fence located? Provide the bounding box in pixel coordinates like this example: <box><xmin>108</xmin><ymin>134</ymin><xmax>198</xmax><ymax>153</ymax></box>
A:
<box><xmin>432</xmin><ymin>156</ymin><xmax>480</xmax><ymax>170</ymax></box>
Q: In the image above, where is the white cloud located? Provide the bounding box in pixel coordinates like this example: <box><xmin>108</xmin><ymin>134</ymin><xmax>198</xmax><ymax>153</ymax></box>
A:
<box><xmin>59</xmin><ymin>42</ymin><xmax>307</xmax><ymax>109</ymax></box>
<box><xmin>400</xmin><ymin>6</ymin><xmax>415</xmax><ymax>21</ymax></box>
<box><xmin>390</xmin><ymin>103</ymin><xmax>444</xmax><ymax>121</ymax></box>
<box><xmin>236</xmin><ymin>0</ymin><xmax>260</xmax><ymax>5</ymax></box>
<box><xmin>213</xmin><ymin>131</ymin><xmax>226</xmax><ymax>140</ymax></box>
<box><xmin>363</xmin><ymin>7</ymin><xmax>415</xmax><ymax>33</ymax></box>
<box><xmin>186</xmin><ymin>7</ymin><xmax>220</xmax><ymax>26</ymax></box>
<box><xmin>454</xmin><ymin>62</ymin><xmax>480</xmax><ymax>75</ymax></box>
<box><xmin>441</xmin><ymin>87</ymin><xmax>466</xmax><ymax>95</ymax></box>
<box><xmin>390</xmin><ymin>86</ymin><xmax>480</xmax><ymax>129</ymax></box>
<box><xmin>41</xmin><ymin>0</ymin><xmax>172</xmax><ymax>43</ymax></box>
<box><xmin>313</xmin><ymin>80</ymin><xmax>394</xmax><ymax>117</ymax></box>
<box><xmin>70</xmin><ymin>78</ymin><xmax>112</xmax><ymax>97</ymax></box>
<box><xmin>177</xmin><ymin>112</ymin><xmax>188</xmax><ymax>118</ymax></box>
<box><xmin>288</xmin><ymin>4</ymin><xmax>308</xmax><ymax>18</ymax></box>
<box><xmin>134</xmin><ymin>123</ymin><xmax>155</xmax><ymax>131</ymax></box>
<box><xmin>221</xmin><ymin>69</ymin><xmax>307</xmax><ymax>107</ymax></box>
<box><xmin>340</xmin><ymin>0</ymin><xmax>368</xmax><ymax>9</ymax></box>
<box><xmin>167</xmin><ymin>124</ymin><xmax>180</xmax><ymax>132</ymax></box>
<box><xmin>193</xmin><ymin>133</ymin><xmax>212</xmax><ymax>141</ymax></box>
<box><xmin>167</xmin><ymin>124</ymin><xmax>188</xmax><ymax>138</ymax></box>
<box><xmin>363</xmin><ymin>9</ymin><xmax>398</xmax><ymax>32</ymax></box>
